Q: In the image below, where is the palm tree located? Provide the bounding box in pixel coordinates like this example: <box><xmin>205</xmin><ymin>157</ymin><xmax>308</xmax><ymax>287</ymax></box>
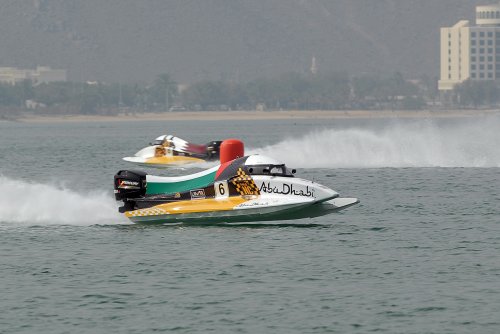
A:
<box><xmin>152</xmin><ymin>74</ymin><xmax>177</xmax><ymax>111</ymax></box>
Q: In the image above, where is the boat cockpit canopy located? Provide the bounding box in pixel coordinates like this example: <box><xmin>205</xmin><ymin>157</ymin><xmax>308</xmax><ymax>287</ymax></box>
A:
<box><xmin>246</xmin><ymin>164</ymin><xmax>295</xmax><ymax>177</ymax></box>
<box><xmin>151</xmin><ymin>139</ymin><xmax>164</xmax><ymax>146</ymax></box>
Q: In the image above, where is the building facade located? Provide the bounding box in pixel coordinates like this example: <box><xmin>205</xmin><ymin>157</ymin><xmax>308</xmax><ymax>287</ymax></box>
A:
<box><xmin>0</xmin><ymin>66</ymin><xmax>66</xmax><ymax>85</ymax></box>
<box><xmin>439</xmin><ymin>3</ymin><xmax>500</xmax><ymax>91</ymax></box>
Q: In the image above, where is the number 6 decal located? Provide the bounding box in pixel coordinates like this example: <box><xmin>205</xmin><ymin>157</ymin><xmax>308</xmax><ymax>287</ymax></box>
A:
<box><xmin>214</xmin><ymin>181</ymin><xmax>229</xmax><ymax>198</ymax></box>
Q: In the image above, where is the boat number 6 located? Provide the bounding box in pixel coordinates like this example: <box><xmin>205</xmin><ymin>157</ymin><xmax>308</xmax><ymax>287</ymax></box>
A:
<box><xmin>214</xmin><ymin>181</ymin><xmax>229</xmax><ymax>198</ymax></box>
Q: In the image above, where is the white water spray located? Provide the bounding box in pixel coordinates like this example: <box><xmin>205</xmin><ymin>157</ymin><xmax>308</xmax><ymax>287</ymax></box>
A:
<box><xmin>0</xmin><ymin>176</ymin><xmax>125</xmax><ymax>226</ymax></box>
<box><xmin>251</xmin><ymin>118</ymin><xmax>500</xmax><ymax>168</ymax></box>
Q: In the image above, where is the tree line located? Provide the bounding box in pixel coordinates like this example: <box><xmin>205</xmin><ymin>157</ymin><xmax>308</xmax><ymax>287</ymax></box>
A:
<box><xmin>1</xmin><ymin>71</ymin><xmax>498</xmax><ymax>116</ymax></box>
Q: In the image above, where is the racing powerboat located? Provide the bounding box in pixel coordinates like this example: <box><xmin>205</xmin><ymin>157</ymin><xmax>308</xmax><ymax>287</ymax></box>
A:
<box><xmin>123</xmin><ymin>135</ymin><xmax>222</xmax><ymax>168</ymax></box>
<box><xmin>114</xmin><ymin>141</ymin><xmax>359</xmax><ymax>224</ymax></box>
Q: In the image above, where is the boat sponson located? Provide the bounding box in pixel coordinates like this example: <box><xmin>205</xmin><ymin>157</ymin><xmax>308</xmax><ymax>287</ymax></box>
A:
<box><xmin>146</xmin><ymin>170</ymin><xmax>217</xmax><ymax>195</ymax></box>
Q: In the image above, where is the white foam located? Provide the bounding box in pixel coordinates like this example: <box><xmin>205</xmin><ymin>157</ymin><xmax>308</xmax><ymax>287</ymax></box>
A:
<box><xmin>0</xmin><ymin>176</ymin><xmax>126</xmax><ymax>226</ymax></box>
<box><xmin>250</xmin><ymin>118</ymin><xmax>500</xmax><ymax>168</ymax></box>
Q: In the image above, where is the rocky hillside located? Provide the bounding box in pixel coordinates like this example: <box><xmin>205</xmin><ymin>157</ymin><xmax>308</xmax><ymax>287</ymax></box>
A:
<box><xmin>0</xmin><ymin>0</ymin><xmax>483</xmax><ymax>83</ymax></box>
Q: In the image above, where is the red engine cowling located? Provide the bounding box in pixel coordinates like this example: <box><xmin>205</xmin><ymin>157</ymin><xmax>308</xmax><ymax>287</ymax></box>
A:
<box><xmin>219</xmin><ymin>139</ymin><xmax>244</xmax><ymax>164</ymax></box>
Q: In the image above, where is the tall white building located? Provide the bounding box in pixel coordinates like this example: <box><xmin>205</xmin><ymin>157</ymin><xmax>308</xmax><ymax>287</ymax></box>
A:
<box><xmin>439</xmin><ymin>3</ymin><xmax>500</xmax><ymax>91</ymax></box>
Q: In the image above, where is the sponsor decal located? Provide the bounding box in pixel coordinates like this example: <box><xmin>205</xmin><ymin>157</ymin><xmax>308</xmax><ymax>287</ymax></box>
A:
<box><xmin>231</xmin><ymin>168</ymin><xmax>260</xmax><ymax>196</ymax></box>
<box><xmin>234</xmin><ymin>180</ymin><xmax>260</xmax><ymax>196</ymax></box>
<box><xmin>259</xmin><ymin>182</ymin><xmax>315</xmax><ymax>198</ymax></box>
<box><xmin>118</xmin><ymin>180</ymin><xmax>140</xmax><ymax>189</ymax></box>
<box><xmin>237</xmin><ymin>201</ymin><xmax>269</xmax><ymax>208</ymax></box>
<box><xmin>174</xmin><ymin>192</ymin><xmax>181</xmax><ymax>199</ymax></box>
<box><xmin>190</xmin><ymin>189</ymin><xmax>206</xmax><ymax>199</ymax></box>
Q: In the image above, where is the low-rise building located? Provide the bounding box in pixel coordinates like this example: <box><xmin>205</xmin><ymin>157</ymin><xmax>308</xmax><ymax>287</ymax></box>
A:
<box><xmin>0</xmin><ymin>66</ymin><xmax>67</xmax><ymax>84</ymax></box>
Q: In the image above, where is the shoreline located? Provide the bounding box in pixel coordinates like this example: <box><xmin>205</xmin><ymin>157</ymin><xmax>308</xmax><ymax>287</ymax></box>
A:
<box><xmin>3</xmin><ymin>109</ymin><xmax>499</xmax><ymax>123</ymax></box>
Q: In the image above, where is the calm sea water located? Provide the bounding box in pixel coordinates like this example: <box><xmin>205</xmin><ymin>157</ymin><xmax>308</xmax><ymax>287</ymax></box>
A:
<box><xmin>0</xmin><ymin>116</ymin><xmax>499</xmax><ymax>333</ymax></box>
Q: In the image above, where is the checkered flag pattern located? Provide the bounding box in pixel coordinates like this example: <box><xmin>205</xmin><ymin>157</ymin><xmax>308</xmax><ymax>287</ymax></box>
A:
<box><xmin>231</xmin><ymin>168</ymin><xmax>260</xmax><ymax>196</ymax></box>
<box><xmin>128</xmin><ymin>207</ymin><xmax>168</xmax><ymax>217</ymax></box>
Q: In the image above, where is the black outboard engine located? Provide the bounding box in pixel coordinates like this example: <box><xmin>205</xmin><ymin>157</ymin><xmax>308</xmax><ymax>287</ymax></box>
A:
<box><xmin>114</xmin><ymin>170</ymin><xmax>147</xmax><ymax>213</ymax></box>
<box><xmin>206</xmin><ymin>141</ymin><xmax>222</xmax><ymax>160</ymax></box>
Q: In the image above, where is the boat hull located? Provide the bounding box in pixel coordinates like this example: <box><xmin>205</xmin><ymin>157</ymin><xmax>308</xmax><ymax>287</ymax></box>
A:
<box><xmin>125</xmin><ymin>196</ymin><xmax>359</xmax><ymax>224</ymax></box>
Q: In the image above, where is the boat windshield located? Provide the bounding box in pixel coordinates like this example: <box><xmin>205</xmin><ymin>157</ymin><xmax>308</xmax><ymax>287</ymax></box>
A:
<box><xmin>247</xmin><ymin>164</ymin><xmax>295</xmax><ymax>177</ymax></box>
<box><xmin>151</xmin><ymin>139</ymin><xmax>164</xmax><ymax>146</ymax></box>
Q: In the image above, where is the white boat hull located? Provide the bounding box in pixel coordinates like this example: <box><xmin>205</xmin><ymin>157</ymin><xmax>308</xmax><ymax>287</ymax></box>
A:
<box><xmin>127</xmin><ymin>196</ymin><xmax>359</xmax><ymax>224</ymax></box>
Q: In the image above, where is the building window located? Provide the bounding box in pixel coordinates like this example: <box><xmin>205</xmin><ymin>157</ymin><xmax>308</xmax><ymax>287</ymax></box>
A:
<box><xmin>472</xmin><ymin>32</ymin><xmax>477</xmax><ymax>38</ymax></box>
<box><xmin>497</xmin><ymin>11</ymin><xmax>500</xmax><ymax>18</ymax></box>
<box><xmin>488</xmin><ymin>48</ymin><xmax>493</xmax><ymax>53</ymax></box>
<box><xmin>480</xmin><ymin>32</ymin><xmax>485</xmax><ymax>37</ymax></box>
<box><xmin>471</xmin><ymin>40</ymin><xmax>476</xmax><ymax>46</ymax></box>
<box><xmin>471</xmin><ymin>64</ymin><xmax>476</xmax><ymax>70</ymax></box>
<box><xmin>480</xmin><ymin>64</ymin><xmax>485</xmax><ymax>70</ymax></box>
<box><xmin>488</xmin><ymin>73</ymin><xmax>493</xmax><ymax>78</ymax></box>
<box><xmin>472</xmin><ymin>48</ymin><xmax>476</xmax><ymax>54</ymax></box>
<box><xmin>488</xmin><ymin>56</ymin><xmax>493</xmax><ymax>62</ymax></box>
<box><xmin>480</xmin><ymin>72</ymin><xmax>485</xmax><ymax>78</ymax></box>
<box><xmin>480</xmin><ymin>40</ymin><xmax>485</xmax><ymax>46</ymax></box>
<box><xmin>488</xmin><ymin>40</ymin><xmax>493</xmax><ymax>46</ymax></box>
<box><xmin>488</xmin><ymin>32</ymin><xmax>494</xmax><ymax>38</ymax></box>
<box><xmin>488</xmin><ymin>64</ymin><xmax>493</xmax><ymax>70</ymax></box>
<box><xmin>472</xmin><ymin>56</ymin><xmax>476</xmax><ymax>62</ymax></box>
<box><xmin>471</xmin><ymin>73</ymin><xmax>477</xmax><ymax>78</ymax></box>
<box><xmin>480</xmin><ymin>56</ymin><xmax>485</xmax><ymax>62</ymax></box>
<box><xmin>480</xmin><ymin>48</ymin><xmax>485</xmax><ymax>54</ymax></box>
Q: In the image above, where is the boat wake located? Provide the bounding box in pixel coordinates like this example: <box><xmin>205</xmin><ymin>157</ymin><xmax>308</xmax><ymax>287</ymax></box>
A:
<box><xmin>0</xmin><ymin>176</ymin><xmax>125</xmax><ymax>226</ymax></box>
<box><xmin>250</xmin><ymin>118</ymin><xmax>500</xmax><ymax>168</ymax></box>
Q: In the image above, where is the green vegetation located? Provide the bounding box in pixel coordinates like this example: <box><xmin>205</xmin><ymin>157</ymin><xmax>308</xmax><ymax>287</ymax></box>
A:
<box><xmin>453</xmin><ymin>80</ymin><xmax>498</xmax><ymax>108</ymax></box>
<box><xmin>1</xmin><ymin>72</ymin><xmax>496</xmax><ymax>117</ymax></box>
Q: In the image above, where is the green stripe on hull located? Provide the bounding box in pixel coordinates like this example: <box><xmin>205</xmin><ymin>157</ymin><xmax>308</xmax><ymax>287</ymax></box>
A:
<box><xmin>146</xmin><ymin>171</ymin><xmax>216</xmax><ymax>195</ymax></box>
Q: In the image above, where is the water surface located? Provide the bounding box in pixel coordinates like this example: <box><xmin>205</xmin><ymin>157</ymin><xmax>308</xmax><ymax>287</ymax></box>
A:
<box><xmin>0</xmin><ymin>116</ymin><xmax>499</xmax><ymax>333</ymax></box>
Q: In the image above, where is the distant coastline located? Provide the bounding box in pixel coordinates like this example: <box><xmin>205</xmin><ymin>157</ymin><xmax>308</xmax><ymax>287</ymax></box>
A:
<box><xmin>2</xmin><ymin>109</ymin><xmax>499</xmax><ymax>123</ymax></box>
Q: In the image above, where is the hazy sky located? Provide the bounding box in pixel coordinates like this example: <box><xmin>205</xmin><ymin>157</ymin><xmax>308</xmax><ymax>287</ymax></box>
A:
<box><xmin>0</xmin><ymin>0</ymin><xmax>485</xmax><ymax>83</ymax></box>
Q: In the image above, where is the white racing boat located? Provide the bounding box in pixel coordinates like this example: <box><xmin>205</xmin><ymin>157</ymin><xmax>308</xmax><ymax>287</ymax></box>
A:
<box><xmin>123</xmin><ymin>135</ymin><xmax>222</xmax><ymax>168</ymax></box>
<box><xmin>114</xmin><ymin>140</ymin><xmax>359</xmax><ymax>224</ymax></box>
